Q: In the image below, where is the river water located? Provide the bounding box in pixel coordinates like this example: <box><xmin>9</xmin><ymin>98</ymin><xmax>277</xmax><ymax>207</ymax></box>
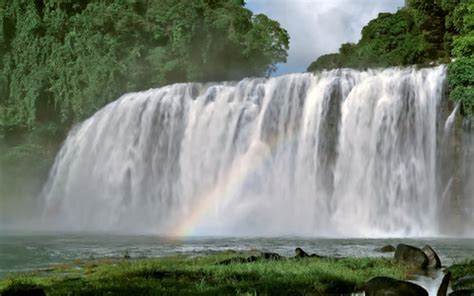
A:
<box><xmin>1</xmin><ymin>234</ymin><xmax>473</xmax><ymax>280</ymax></box>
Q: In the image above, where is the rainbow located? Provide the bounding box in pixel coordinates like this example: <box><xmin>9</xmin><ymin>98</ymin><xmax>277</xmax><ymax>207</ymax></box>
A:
<box><xmin>168</xmin><ymin>78</ymin><xmax>325</xmax><ymax>238</ymax></box>
<box><xmin>169</xmin><ymin>134</ymin><xmax>300</xmax><ymax>238</ymax></box>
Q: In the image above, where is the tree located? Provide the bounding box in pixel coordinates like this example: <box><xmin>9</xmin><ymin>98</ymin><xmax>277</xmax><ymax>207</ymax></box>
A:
<box><xmin>0</xmin><ymin>0</ymin><xmax>289</xmax><ymax>134</ymax></box>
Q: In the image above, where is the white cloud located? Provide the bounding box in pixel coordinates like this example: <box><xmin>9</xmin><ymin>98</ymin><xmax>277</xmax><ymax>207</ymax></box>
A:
<box><xmin>246</xmin><ymin>0</ymin><xmax>405</xmax><ymax>74</ymax></box>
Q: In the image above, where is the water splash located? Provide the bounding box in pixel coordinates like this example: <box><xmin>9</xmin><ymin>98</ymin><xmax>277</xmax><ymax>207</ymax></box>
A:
<box><xmin>444</xmin><ymin>103</ymin><xmax>459</xmax><ymax>133</ymax></box>
<box><xmin>41</xmin><ymin>66</ymin><xmax>452</xmax><ymax>237</ymax></box>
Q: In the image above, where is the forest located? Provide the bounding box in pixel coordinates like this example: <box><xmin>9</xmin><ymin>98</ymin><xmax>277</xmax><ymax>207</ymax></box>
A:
<box><xmin>308</xmin><ymin>0</ymin><xmax>473</xmax><ymax>117</ymax></box>
<box><xmin>0</xmin><ymin>0</ymin><xmax>289</xmax><ymax>208</ymax></box>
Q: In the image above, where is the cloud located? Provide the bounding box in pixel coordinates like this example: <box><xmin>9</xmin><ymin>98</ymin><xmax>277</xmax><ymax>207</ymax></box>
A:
<box><xmin>246</xmin><ymin>0</ymin><xmax>405</xmax><ymax>74</ymax></box>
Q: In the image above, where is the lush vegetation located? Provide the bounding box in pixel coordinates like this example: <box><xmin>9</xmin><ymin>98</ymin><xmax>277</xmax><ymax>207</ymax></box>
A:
<box><xmin>447</xmin><ymin>259</ymin><xmax>474</xmax><ymax>290</ymax></box>
<box><xmin>0</xmin><ymin>252</ymin><xmax>409</xmax><ymax>295</ymax></box>
<box><xmin>307</xmin><ymin>0</ymin><xmax>474</xmax><ymax>117</ymax></box>
<box><xmin>0</xmin><ymin>0</ymin><xmax>289</xmax><ymax>211</ymax></box>
<box><xmin>0</xmin><ymin>1</ymin><xmax>289</xmax><ymax>132</ymax></box>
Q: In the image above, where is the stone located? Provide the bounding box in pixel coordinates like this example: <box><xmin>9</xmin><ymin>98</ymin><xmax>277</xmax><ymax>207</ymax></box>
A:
<box><xmin>217</xmin><ymin>252</ymin><xmax>283</xmax><ymax>265</ymax></box>
<box><xmin>260</xmin><ymin>252</ymin><xmax>283</xmax><ymax>261</ymax></box>
<box><xmin>364</xmin><ymin>276</ymin><xmax>428</xmax><ymax>296</ymax></box>
<box><xmin>123</xmin><ymin>250</ymin><xmax>131</xmax><ymax>259</ymax></box>
<box><xmin>376</xmin><ymin>245</ymin><xmax>396</xmax><ymax>253</ymax></box>
<box><xmin>294</xmin><ymin>247</ymin><xmax>323</xmax><ymax>259</ymax></box>
<box><xmin>437</xmin><ymin>272</ymin><xmax>451</xmax><ymax>296</ymax></box>
<box><xmin>422</xmin><ymin>245</ymin><xmax>442</xmax><ymax>268</ymax></box>
<box><xmin>295</xmin><ymin>247</ymin><xmax>310</xmax><ymax>258</ymax></box>
<box><xmin>394</xmin><ymin>244</ymin><xmax>429</xmax><ymax>269</ymax></box>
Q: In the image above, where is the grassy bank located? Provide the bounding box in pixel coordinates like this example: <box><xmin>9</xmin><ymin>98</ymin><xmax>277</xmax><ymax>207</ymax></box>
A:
<box><xmin>447</xmin><ymin>259</ymin><xmax>474</xmax><ymax>291</ymax></box>
<box><xmin>0</xmin><ymin>251</ymin><xmax>410</xmax><ymax>295</ymax></box>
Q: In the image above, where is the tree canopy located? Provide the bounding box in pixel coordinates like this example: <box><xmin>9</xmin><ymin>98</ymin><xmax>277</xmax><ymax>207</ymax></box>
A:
<box><xmin>0</xmin><ymin>0</ymin><xmax>289</xmax><ymax>133</ymax></box>
<box><xmin>307</xmin><ymin>0</ymin><xmax>474</xmax><ymax>117</ymax></box>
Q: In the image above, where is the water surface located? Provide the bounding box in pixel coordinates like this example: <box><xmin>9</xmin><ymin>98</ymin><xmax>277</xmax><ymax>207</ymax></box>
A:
<box><xmin>1</xmin><ymin>234</ymin><xmax>473</xmax><ymax>279</ymax></box>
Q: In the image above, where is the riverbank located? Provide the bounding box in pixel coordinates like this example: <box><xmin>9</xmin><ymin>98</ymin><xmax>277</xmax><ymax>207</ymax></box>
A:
<box><xmin>0</xmin><ymin>250</ymin><xmax>410</xmax><ymax>295</ymax></box>
<box><xmin>1</xmin><ymin>239</ymin><xmax>473</xmax><ymax>295</ymax></box>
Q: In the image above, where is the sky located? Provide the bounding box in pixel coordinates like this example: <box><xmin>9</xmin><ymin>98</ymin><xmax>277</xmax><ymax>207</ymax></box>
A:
<box><xmin>246</xmin><ymin>0</ymin><xmax>405</xmax><ymax>75</ymax></box>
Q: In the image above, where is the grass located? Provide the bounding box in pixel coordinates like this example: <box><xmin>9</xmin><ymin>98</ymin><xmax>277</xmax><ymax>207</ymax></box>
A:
<box><xmin>0</xmin><ymin>251</ymin><xmax>410</xmax><ymax>295</ymax></box>
<box><xmin>447</xmin><ymin>259</ymin><xmax>474</xmax><ymax>291</ymax></box>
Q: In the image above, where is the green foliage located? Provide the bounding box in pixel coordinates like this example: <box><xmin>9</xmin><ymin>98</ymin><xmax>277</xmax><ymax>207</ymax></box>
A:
<box><xmin>449</xmin><ymin>2</ymin><xmax>474</xmax><ymax>117</ymax></box>
<box><xmin>307</xmin><ymin>8</ymin><xmax>433</xmax><ymax>72</ymax></box>
<box><xmin>308</xmin><ymin>0</ymin><xmax>474</xmax><ymax>118</ymax></box>
<box><xmin>446</xmin><ymin>259</ymin><xmax>474</xmax><ymax>290</ymax></box>
<box><xmin>0</xmin><ymin>0</ymin><xmax>289</xmax><ymax>205</ymax></box>
<box><xmin>0</xmin><ymin>253</ymin><xmax>408</xmax><ymax>295</ymax></box>
<box><xmin>449</xmin><ymin>58</ymin><xmax>474</xmax><ymax>116</ymax></box>
<box><xmin>0</xmin><ymin>0</ymin><xmax>289</xmax><ymax>131</ymax></box>
<box><xmin>452</xmin><ymin>33</ymin><xmax>474</xmax><ymax>58</ymax></box>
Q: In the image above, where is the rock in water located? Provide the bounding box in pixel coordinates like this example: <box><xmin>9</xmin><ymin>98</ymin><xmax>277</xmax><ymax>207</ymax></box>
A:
<box><xmin>365</xmin><ymin>276</ymin><xmax>428</xmax><ymax>296</ymax></box>
<box><xmin>260</xmin><ymin>252</ymin><xmax>283</xmax><ymax>261</ymax></box>
<box><xmin>217</xmin><ymin>252</ymin><xmax>283</xmax><ymax>265</ymax></box>
<box><xmin>295</xmin><ymin>247</ymin><xmax>310</xmax><ymax>258</ymax></box>
<box><xmin>422</xmin><ymin>245</ymin><xmax>442</xmax><ymax>268</ymax></box>
<box><xmin>394</xmin><ymin>244</ymin><xmax>429</xmax><ymax>270</ymax></box>
<box><xmin>294</xmin><ymin>247</ymin><xmax>323</xmax><ymax>258</ymax></box>
<box><xmin>438</xmin><ymin>272</ymin><xmax>451</xmax><ymax>296</ymax></box>
<box><xmin>376</xmin><ymin>245</ymin><xmax>396</xmax><ymax>253</ymax></box>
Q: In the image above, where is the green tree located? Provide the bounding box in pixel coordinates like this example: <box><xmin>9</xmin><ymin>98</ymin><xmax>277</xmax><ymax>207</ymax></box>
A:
<box><xmin>0</xmin><ymin>0</ymin><xmax>289</xmax><ymax>133</ymax></box>
<box><xmin>0</xmin><ymin>0</ymin><xmax>289</xmax><ymax>206</ymax></box>
<box><xmin>307</xmin><ymin>0</ymin><xmax>473</xmax><ymax>118</ymax></box>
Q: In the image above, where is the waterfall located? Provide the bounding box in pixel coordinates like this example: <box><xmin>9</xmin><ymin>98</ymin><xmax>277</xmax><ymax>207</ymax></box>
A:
<box><xmin>40</xmin><ymin>66</ymin><xmax>453</xmax><ymax>237</ymax></box>
<box><xmin>461</xmin><ymin>121</ymin><xmax>474</xmax><ymax>233</ymax></box>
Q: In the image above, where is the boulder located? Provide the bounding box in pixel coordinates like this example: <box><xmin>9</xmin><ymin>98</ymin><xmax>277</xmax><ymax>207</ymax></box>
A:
<box><xmin>438</xmin><ymin>272</ymin><xmax>451</xmax><ymax>296</ymax></box>
<box><xmin>394</xmin><ymin>244</ymin><xmax>429</xmax><ymax>269</ymax></box>
<box><xmin>123</xmin><ymin>250</ymin><xmax>131</xmax><ymax>259</ymax></box>
<box><xmin>294</xmin><ymin>247</ymin><xmax>323</xmax><ymax>259</ymax></box>
<box><xmin>260</xmin><ymin>252</ymin><xmax>283</xmax><ymax>261</ymax></box>
<box><xmin>217</xmin><ymin>252</ymin><xmax>283</xmax><ymax>265</ymax></box>
<box><xmin>376</xmin><ymin>245</ymin><xmax>396</xmax><ymax>253</ymax></box>
<box><xmin>364</xmin><ymin>276</ymin><xmax>428</xmax><ymax>296</ymax></box>
<box><xmin>217</xmin><ymin>255</ymin><xmax>259</xmax><ymax>265</ymax></box>
<box><xmin>422</xmin><ymin>245</ymin><xmax>442</xmax><ymax>268</ymax></box>
<box><xmin>295</xmin><ymin>247</ymin><xmax>310</xmax><ymax>258</ymax></box>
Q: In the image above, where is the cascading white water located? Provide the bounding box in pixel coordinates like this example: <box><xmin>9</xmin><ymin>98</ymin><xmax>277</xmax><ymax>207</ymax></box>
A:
<box><xmin>462</xmin><ymin>121</ymin><xmax>474</xmax><ymax>233</ymax></box>
<box><xmin>41</xmin><ymin>66</ymin><xmax>450</xmax><ymax>236</ymax></box>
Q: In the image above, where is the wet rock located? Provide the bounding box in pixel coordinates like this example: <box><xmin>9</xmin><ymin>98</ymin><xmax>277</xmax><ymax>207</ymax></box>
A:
<box><xmin>437</xmin><ymin>272</ymin><xmax>451</xmax><ymax>296</ymax></box>
<box><xmin>260</xmin><ymin>252</ymin><xmax>283</xmax><ymax>261</ymax></box>
<box><xmin>217</xmin><ymin>256</ymin><xmax>258</xmax><ymax>265</ymax></box>
<box><xmin>294</xmin><ymin>247</ymin><xmax>323</xmax><ymax>259</ymax></box>
<box><xmin>376</xmin><ymin>245</ymin><xmax>396</xmax><ymax>253</ymax></box>
<box><xmin>1</xmin><ymin>286</ymin><xmax>46</xmax><ymax>296</ymax></box>
<box><xmin>449</xmin><ymin>290</ymin><xmax>474</xmax><ymax>296</ymax></box>
<box><xmin>394</xmin><ymin>244</ymin><xmax>429</xmax><ymax>269</ymax></box>
<box><xmin>364</xmin><ymin>276</ymin><xmax>428</xmax><ymax>296</ymax></box>
<box><xmin>123</xmin><ymin>250</ymin><xmax>131</xmax><ymax>259</ymax></box>
<box><xmin>295</xmin><ymin>247</ymin><xmax>310</xmax><ymax>258</ymax></box>
<box><xmin>217</xmin><ymin>252</ymin><xmax>283</xmax><ymax>265</ymax></box>
<box><xmin>323</xmin><ymin>279</ymin><xmax>356</xmax><ymax>295</ymax></box>
<box><xmin>422</xmin><ymin>245</ymin><xmax>442</xmax><ymax>268</ymax></box>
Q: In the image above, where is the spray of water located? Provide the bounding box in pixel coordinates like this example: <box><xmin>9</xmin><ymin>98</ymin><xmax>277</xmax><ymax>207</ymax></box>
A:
<box><xmin>40</xmin><ymin>66</ymin><xmax>469</xmax><ymax>237</ymax></box>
